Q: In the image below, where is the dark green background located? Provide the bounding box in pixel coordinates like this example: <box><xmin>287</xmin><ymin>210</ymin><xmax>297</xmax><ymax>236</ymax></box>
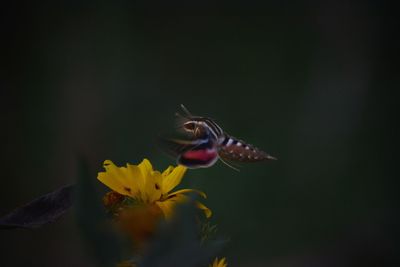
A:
<box><xmin>1</xmin><ymin>1</ymin><xmax>398</xmax><ymax>266</ymax></box>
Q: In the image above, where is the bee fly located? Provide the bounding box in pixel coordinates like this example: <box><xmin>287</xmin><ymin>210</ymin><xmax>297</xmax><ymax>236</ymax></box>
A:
<box><xmin>160</xmin><ymin>104</ymin><xmax>277</xmax><ymax>170</ymax></box>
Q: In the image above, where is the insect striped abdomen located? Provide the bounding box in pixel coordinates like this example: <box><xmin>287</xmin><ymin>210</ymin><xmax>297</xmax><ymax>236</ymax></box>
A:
<box><xmin>218</xmin><ymin>135</ymin><xmax>276</xmax><ymax>162</ymax></box>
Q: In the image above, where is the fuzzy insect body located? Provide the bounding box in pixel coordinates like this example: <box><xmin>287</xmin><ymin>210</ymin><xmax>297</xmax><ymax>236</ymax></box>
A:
<box><xmin>162</xmin><ymin>105</ymin><xmax>276</xmax><ymax>169</ymax></box>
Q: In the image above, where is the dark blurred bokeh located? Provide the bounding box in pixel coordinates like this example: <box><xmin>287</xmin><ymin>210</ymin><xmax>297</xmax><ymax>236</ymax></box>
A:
<box><xmin>1</xmin><ymin>1</ymin><xmax>398</xmax><ymax>266</ymax></box>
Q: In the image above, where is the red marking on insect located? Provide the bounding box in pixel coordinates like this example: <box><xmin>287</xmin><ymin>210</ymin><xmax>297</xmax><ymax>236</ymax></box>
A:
<box><xmin>182</xmin><ymin>149</ymin><xmax>218</xmax><ymax>162</ymax></box>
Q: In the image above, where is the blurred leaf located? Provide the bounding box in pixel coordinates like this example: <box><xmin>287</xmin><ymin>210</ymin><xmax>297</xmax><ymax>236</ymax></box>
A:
<box><xmin>0</xmin><ymin>184</ymin><xmax>75</xmax><ymax>229</ymax></box>
<box><xmin>75</xmin><ymin>159</ymin><xmax>126</xmax><ymax>267</ymax></box>
<box><xmin>139</xmin><ymin>196</ymin><xmax>227</xmax><ymax>267</ymax></box>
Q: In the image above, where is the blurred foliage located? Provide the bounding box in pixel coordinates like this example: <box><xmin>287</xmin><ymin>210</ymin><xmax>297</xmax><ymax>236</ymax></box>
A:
<box><xmin>75</xmin><ymin>160</ymin><xmax>126</xmax><ymax>267</ymax></box>
<box><xmin>138</xmin><ymin>200</ymin><xmax>225</xmax><ymax>267</ymax></box>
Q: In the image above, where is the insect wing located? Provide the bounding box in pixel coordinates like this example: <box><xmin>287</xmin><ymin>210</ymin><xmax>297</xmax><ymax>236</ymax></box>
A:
<box><xmin>158</xmin><ymin>137</ymin><xmax>201</xmax><ymax>158</ymax></box>
<box><xmin>160</xmin><ymin>136</ymin><xmax>219</xmax><ymax>168</ymax></box>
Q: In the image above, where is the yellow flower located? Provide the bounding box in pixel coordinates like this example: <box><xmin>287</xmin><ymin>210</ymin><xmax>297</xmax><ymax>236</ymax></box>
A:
<box><xmin>97</xmin><ymin>159</ymin><xmax>211</xmax><ymax>219</ymax></box>
<box><xmin>210</xmin><ymin>257</ymin><xmax>228</xmax><ymax>267</ymax></box>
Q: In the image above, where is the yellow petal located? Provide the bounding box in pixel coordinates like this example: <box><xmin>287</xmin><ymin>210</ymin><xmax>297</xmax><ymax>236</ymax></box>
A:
<box><xmin>168</xmin><ymin>188</ymin><xmax>207</xmax><ymax>199</ymax></box>
<box><xmin>127</xmin><ymin>163</ymin><xmax>145</xmax><ymax>197</ymax></box>
<box><xmin>155</xmin><ymin>194</ymin><xmax>188</xmax><ymax>220</ymax></box>
<box><xmin>155</xmin><ymin>201</ymin><xmax>174</xmax><ymax>220</ymax></box>
<box><xmin>97</xmin><ymin>160</ymin><xmax>135</xmax><ymax>197</ymax></box>
<box><xmin>97</xmin><ymin>171</ymin><xmax>126</xmax><ymax>196</ymax></box>
<box><xmin>137</xmin><ymin>159</ymin><xmax>163</xmax><ymax>203</ymax></box>
<box><xmin>135</xmin><ymin>159</ymin><xmax>155</xmax><ymax>202</ymax></box>
<box><xmin>162</xmin><ymin>165</ymin><xmax>187</xmax><ymax>194</ymax></box>
<box><xmin>145</xmin><ymin>171</ymin><xmax>163</xmax><ymax>203</ymax></box>
<box><xmin>162</xmin><ymin>165</ymin><xmax>174</xmax><ymax>177</ymax></box>
<box><xmin>210</xmin><ymin>257</ymin><xmax>227</xmax><ymax>267</ymax></box>
<box><xmin>123</xmin><ymin>163</ymin><xmax>141</xmax><ymax>195</ymax></box>
<box><xmin>157</xmin><ymin>191</ymin><xmax>211</xmax><ymax>219</ymax></box>
<box><xmin>138</xmin><ymin>158</ymin><xmax>153</xmax><ymax>177</ymax></box>
<box><xmin>196</xmin><ymin>201</ymin><xmax>212</xmax><ymax>218</ymax></box>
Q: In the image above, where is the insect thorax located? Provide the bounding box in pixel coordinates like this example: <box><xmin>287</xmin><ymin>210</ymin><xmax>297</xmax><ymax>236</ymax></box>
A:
<box><xmin>183</xmin><ymin>117</ymin><xmax>224</xmax><ymax>141</ymax></box>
